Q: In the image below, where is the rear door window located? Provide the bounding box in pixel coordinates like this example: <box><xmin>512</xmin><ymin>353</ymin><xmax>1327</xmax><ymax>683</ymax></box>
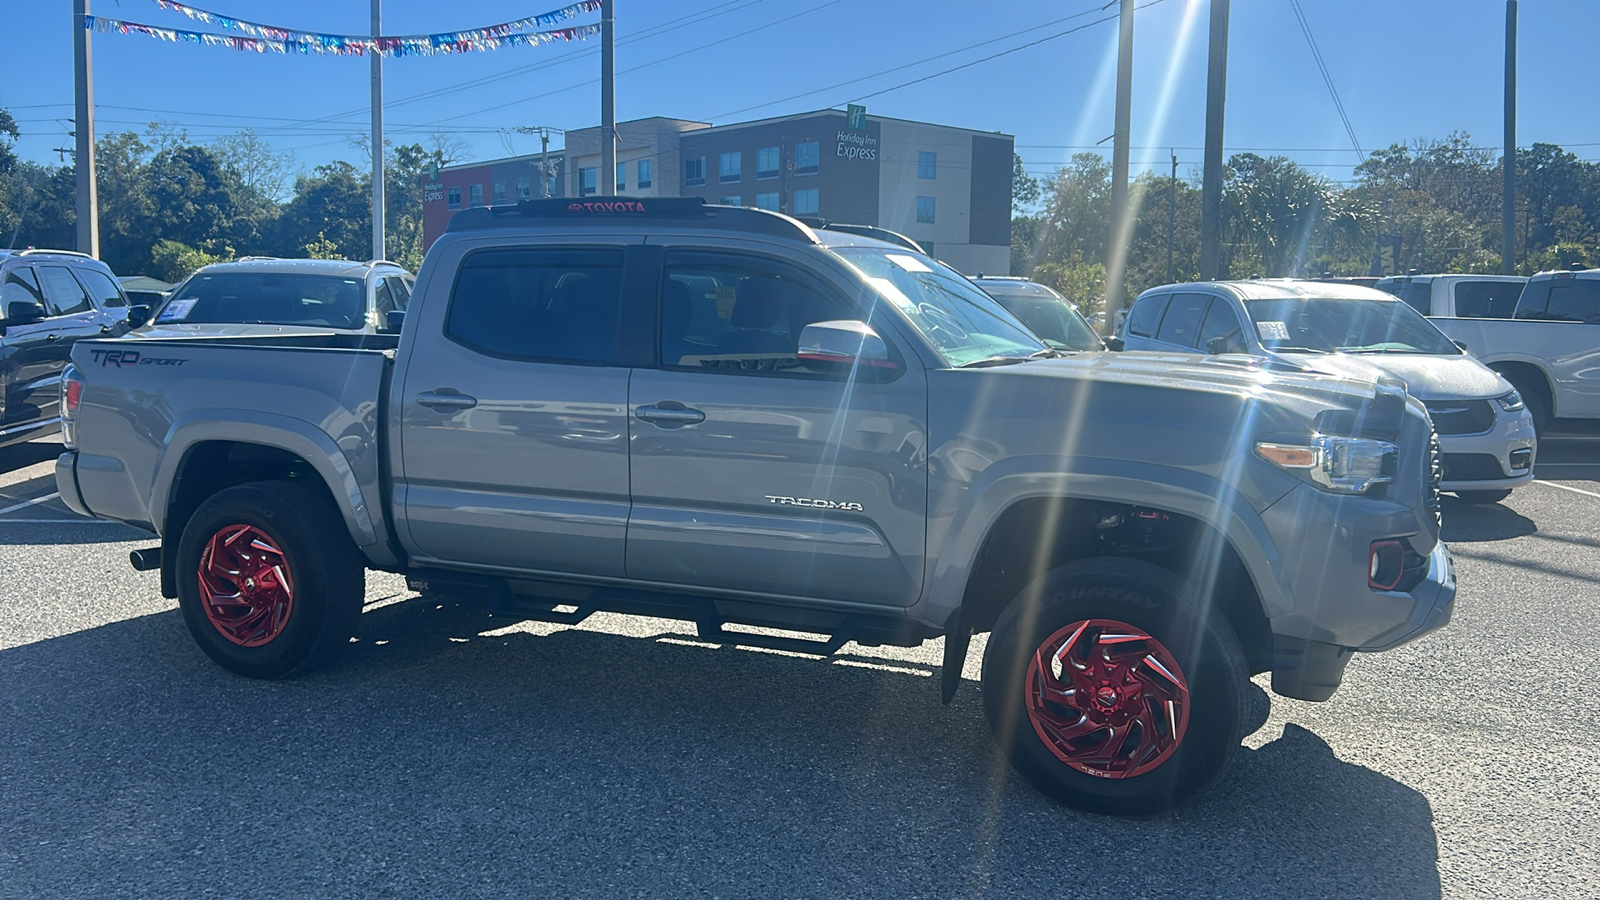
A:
<box><xmin>1</xmin><ymin>266</ymin><xmax>44</xmax><ymax>309</ymax></box>
<box><xmin>1452</xmin><ymin>281</ymin><xmax>1522</xmax><ymax>318</ymax></box>
<box><xmin>445</xmin><ymin>248</ymin><xmax>623</xmax><ymax>364</ymax></box>
<box><xmin>1540</xmin><ymin>280</ymin><xmax>1600</xmax><ymax>323</ymax></box>
<box><xmin>1126</xmin><ymin>294</ymin><xmax>1170</xmax><ymax>337</ymax></box>
<box><xmin>1154</xmin><ymin>293</ymin><xmax>1211</xmax><ymax>348</ymax></box>
<box><xmin>36</xmin><ymin>266</ymin><xmax>93</xmax><ymax>316</ymax></box>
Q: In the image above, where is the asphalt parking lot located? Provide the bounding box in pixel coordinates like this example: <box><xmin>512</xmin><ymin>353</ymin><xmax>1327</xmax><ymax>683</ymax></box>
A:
<box><xmin>2</xmin><ymin>438</ymin><xmax>1596</xmax><ymax>899</ymax></box>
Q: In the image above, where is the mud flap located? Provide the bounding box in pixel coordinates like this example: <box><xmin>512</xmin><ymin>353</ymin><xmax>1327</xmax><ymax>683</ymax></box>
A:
<box><xmin>940</xmin><ymin>607</ymin><xmax>971</xmax><ymax>705</ymax></box>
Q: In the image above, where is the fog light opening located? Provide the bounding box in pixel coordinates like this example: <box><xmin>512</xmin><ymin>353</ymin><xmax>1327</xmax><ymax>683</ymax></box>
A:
<box><xmin>1369</xmin><ymin>540</ymin><xmax>1405</xmax><ymax>592</ymax></box>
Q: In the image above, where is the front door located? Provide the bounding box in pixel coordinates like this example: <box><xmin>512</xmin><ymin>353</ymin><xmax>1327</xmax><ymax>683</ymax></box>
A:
<box><xmin>626</xmin><ymin>247</ymin><xmax>928</xmax><ymax>608</ymax></box>
<box><xmin>397</xmin><ymin>242</ymin><xmax>635</xmax><ymax>577</ymax></box>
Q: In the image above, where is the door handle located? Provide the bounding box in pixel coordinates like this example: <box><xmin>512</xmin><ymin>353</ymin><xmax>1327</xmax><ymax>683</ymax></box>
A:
<box><xmin>415</xmin><ymin>390</ymin><xmax>478</xmax><ymax>411</ymax></box>
<box><xmin>99</xmin><ymin>324</ymin><xmax>113</xmax><ymax>334</ymax></box>
<box><xmin>636</xmin><ymin>402</ymin><xmax>705</xmax><ymax>427</ymax></box>
<box><xmin>45</xmin><ymin>333</ymin><xmax>60</xmax><ymax>342</ymax></box>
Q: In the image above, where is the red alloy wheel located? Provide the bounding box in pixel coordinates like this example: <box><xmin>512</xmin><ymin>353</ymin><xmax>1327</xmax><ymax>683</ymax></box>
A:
<box><xmin>196</xmin><ymin>524</ymin><xmax>296</xmax><ymax>648</ymax></box>
<box><xmin>1023</xmin><ymin>618</ymin><xmax>1191</xmax><ymax>779</ymax></box>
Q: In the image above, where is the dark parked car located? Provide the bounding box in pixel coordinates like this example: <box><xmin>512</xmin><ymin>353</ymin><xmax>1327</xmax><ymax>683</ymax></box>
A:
<box><xmin>0</xmin><ymin>249</ymin><xmax>128</xmax><ymax>448</ymax></box>
<box><xmin>971</xmin><ymin>276</ymin><xmax>1105</xmax><ymax>352</ymax></box>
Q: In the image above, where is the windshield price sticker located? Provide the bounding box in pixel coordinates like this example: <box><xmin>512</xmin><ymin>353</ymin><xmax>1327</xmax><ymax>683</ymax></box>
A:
<box><xmin>715</xmin><ymin>285</ymin><xmax>738</xmax><ymax>318</ymax></box>
<box><xmin>155</xmin><ymin>298</ymin><xmax>198</xmax><ymax>323</ymax></box>
<box><xmin>867</xmin><ymin>276</ymin><xmax>916</xmax><ymax>311</ymax></box>
<box><xmin>1257</xmin><ymin>321</ymin><xmax>1290</xmax><ymax>341</ymax></box>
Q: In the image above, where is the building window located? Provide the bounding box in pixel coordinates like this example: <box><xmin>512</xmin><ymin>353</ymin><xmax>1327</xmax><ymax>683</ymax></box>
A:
<box><xmin>918</xmin><ymin>151</ymin><xmax>937</xmax><ymax>179</ymax></box>
<box><xmin>492</xmin><ymin>182</ymin><xmax>506</xmax><ymax>204</ymax></box>
<box><xmin>755</xmin><ymin>192</ymin><xmax>779</xmax><ymax>211</ymax></box>
<box><xmin>616</xmin><ymin>162</ymin><xmax>626</xmax><ymax>191</ymax></box>
<box><xmin>793</xmin><ymin>188</ymin><xmax>818</xmax><ymax>216</ymax></box>
<box><xmin>579</xmin><ymin>167</ymin><xmax>597</xmax><ymax>196</ymax></box>
<box><xmin>719</xmin><ymin>151</ymin><xmax>742</xmax><ymax>183</ymax></box>
<box><xmin>916</xmin><ymin>195</ymin><xmax>935</xmax><ymax>224</ymax></box>
<box><xmin>719</xmin><ymin>196</ymin><xmax>742</xmax><ymax>207</ymax></box>
<box><xmin>757</xmin><ymin>146</ymin><xmax>780</xmax><ymax>180</ymax></box>
<box><xmin>469</xmin><ymin>184</ymin><xmax>484</xmax><ymax>207</ymax></box>
<box><xmin>515</xmin><ymin>177</ymin><xmax>531</xmax><ymax>200</ymax></box>
<box><xmin>447</xmin><ymin>186</ymin><xmax>461</xmax><ymax>210</ymax></box>
<box><xmin>637</xmin><ymin>159</ymin><xmax>652</xmax><ymax>189</ymax></box>
<box><xmin>685</xmin><ymin>156</ymin><xmax>706</xmax><ymax>187</ymax></box>
<box><xmin>795</xmin><ymin>141</ymin><xmax>819</xmax><ymax>176</ymax></box>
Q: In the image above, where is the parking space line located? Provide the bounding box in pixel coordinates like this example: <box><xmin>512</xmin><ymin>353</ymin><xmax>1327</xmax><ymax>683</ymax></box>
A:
<box><xmin>1534</xmin><ymin>480</ymin><xmax>1600</xmax><ymax>500</ymax></box>
<box><xmin>0</xmin><ymin>518</ymin><xmax>121</xmax><ymax>524</ymax></box>
<box><xmin>0</xmin><ymin>492</ymin><xmax>60</xmax><ymax>517</ymax></box>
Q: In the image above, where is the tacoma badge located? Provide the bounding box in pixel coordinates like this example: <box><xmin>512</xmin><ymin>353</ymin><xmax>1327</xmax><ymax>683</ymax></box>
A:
<box><xmin>765</xmin><ymin>495</ymin><xmax>864</xmax><ymax>512</ymax></box>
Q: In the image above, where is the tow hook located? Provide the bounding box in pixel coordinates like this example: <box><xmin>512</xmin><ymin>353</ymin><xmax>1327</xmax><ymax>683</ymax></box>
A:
<box><xmin>129</xmin><ymin>547</ymin><xmax>162</xmax><ymax>571</ymax></box>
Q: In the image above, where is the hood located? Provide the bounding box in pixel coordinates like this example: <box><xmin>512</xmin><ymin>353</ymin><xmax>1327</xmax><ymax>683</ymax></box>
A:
<box><xmin>1271</xmin><ymin>351</ymin><xmax>1510</xmax><ymax>401</ymax></box>
<box><xmin>128</xmin><ymin>323</ymin><xmax>357</xmax><ymax>340</ymax></box>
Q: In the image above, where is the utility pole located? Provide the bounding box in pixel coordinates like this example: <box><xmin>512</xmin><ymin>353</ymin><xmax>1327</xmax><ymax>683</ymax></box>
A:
<box><xmin>599</xmin><ymin>0</ymin><xmax>616</xmax><ymax>195</ymax></box>
<box><xmin>1199</xmin><ymin>0</ymin><xmax>1230</xmax><ymax>280</ymax></box>
<box><xmin>1168</xmin><ymin>150</ymin><xmax>1178</xmax><ymax>283</ymax></box>
<box><xmin>73</xmin><ymin>0</ymin><xmax>99</xmax><ymax>257</ymax></box>
<box><xmin>1103</xmin><ymin>0</ymin><xmax>1134</xmax><ymax>337</ymax></box>
<box><xmin>1502</xmin><ymin>0</ymin><xmax>1517</xmax><ymax>275</ymax></box>
<box><xmin>540</xmin><ymin>129</ymin><xmax>551</xmax><ymax>198</ymax></box>
<box><xmin>370</xmin><ymin>0</ymin><xmax>385</xmax><ymax>261</ymax></box>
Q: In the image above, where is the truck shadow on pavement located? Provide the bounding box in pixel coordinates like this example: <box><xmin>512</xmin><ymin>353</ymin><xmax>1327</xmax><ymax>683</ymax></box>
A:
<box><xmin>0</xmin><ymin>594</ymin><xmax>1441</xmax><ymax>899</ymax></box>
<box><xmin>1439</xmin><ymin>497</ymin><xmax>1537</xmax><ymax>543</ymax></box>
<box><xmin>0</xmin><ymin>440</ymin><xmax>61</xmax><ymax>475</ymax></box>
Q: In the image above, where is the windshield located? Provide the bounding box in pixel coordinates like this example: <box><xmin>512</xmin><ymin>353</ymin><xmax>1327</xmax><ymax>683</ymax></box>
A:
<box><xmin>988</xmin><ymin>294</ymin><xmax>1104</xmax><ymax>352</ymax></box>
<box><xmin>156</xmin><ymin>272</ymin><xmax>368</xmax><ymax>329</ymax></box>
<box><xmin>833</xmin><ymin>248</ymin><xmax>1046</xmax><ymax>367</ymax></box>
<box><xmin>1244</xmin><ymin>296</ymin><xmax>1459</xmax><ymax>355</ymax></box>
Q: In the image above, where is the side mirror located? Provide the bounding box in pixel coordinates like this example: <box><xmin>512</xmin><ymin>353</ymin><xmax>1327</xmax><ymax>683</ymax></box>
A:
<box><xmin>1105</xmin><ymin>336</ymin><xmax>1125</xmax><ymax>352</ymax></box>
<box><xmin>125</xmin><ymin>305</ymin><xmax>151</xmax><ymax>328</ymax></box>
<box><xmin>381</xmin><ymin>309</ymin><xmax>406</xmax><ymax>334</ymax></box>
<box><xmin>5</xmin><ymin>301</ymin><xmax>47</xmax><ymax>323</ymax></box>
<box><xmin>797</xmin><ymin>320</ymin><xmax>898</xmax><ymax>373</ymax></box>
<box><xmin>1453</xmin><ymin>340</ymin><xmax>1468</xmax><ymax>352</ymax></box>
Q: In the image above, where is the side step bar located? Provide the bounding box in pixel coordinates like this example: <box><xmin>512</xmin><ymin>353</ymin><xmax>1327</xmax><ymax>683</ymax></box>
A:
<box><xmin>405</xmin><ymin>569</ymin><xmax>927</xmax><ymax>657</ymax></box>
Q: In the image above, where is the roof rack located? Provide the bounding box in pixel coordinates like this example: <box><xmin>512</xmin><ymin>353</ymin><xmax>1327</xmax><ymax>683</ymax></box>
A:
<box><xmin>365</xmin><ymin>259</ymin><xmax>405</xmax><ymax>268</ymax></box>
<box><xmin>792</xmin><ymin>217</ymin><xmax>927</xmax><ymax>254</ymax></box>
<box><xmin>446</xmin><ymin>197</ymin><xmax>818</xmax><ymax>244</ymax></box>
<box><xmin>17</xmin><ymin>248</ymin><xmax>93</xmax><ymax>258</ymax></box>
<box><xmin>234</xmin><ymin>256</ymin><xmax>282</xmax><ymax>262</ymax></box>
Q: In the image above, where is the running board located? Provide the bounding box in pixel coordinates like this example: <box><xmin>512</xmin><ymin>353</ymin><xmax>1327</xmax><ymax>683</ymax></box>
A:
<box><xmin>406</xmin><ymin>569</ymin><xmax>919</xmax><ymax>657</ymax></box>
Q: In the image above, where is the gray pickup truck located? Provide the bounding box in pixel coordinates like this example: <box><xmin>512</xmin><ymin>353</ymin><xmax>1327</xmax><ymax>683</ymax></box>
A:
<box><xmin>56</xmin><ymin>199</ymin><xmax>1453</xmax><ymax>815</ymax></box>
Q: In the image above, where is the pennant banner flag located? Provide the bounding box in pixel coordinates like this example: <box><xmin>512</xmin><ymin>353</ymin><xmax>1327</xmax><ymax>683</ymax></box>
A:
<box><xmin>145</xmin><ymin>0</ymin><xmax>600</xmax><ymax>49</ymax></box>
<box><xmin>84</xmin><ymin>14</ymin><xmax>601</xmax><ymax>57</ymax></box>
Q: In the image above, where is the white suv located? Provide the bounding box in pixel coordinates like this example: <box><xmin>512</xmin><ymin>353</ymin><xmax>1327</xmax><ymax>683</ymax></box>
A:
<box><xmin>135</xmin><ymin>258</ymin><xmax>415</xmax><ymax>336</ymax></box>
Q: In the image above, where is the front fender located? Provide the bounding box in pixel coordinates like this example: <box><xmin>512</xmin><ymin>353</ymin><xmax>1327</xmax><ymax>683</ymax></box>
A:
<box><xmin>922</xmin><ymin>455</ymin><xmax>1294</xmax><ymax>625</ymax></box>
<box><xmin>152</xmin><ymin>409</ymin><xmax>389</xmax><ymax>560</ymax></box>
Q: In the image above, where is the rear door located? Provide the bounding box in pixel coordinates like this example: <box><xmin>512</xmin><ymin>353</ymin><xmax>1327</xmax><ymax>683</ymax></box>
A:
<box><xmin>396</xmin><ymin>238</ymin><xmax>636</xmax><ymax>577</ymax></box>
<box><xmin>625</xmin><ymin>244</ymin><xmax>928</xmax><ymax>608</ymax></box>
<box><xmin>1</xmin><ymin>265</ymin><xmax>51</xmax><ymax>426</ymax></box>
<box><xmin>1513</xmin><ymin>276</ymin><xmax>1600</xmax><ymax>416</ymax></box>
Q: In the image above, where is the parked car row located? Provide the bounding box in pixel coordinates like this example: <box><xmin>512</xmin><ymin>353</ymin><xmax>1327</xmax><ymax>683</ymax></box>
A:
<box><xmin>0</xmin><ymin>250</ymin><xmax>415</xmax><ymax>450</ymax></box>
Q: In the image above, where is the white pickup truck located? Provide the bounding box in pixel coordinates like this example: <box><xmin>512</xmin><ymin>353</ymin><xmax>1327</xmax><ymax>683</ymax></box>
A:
<box><xmin>1377</xmin><ymin>270</ymin><xmax>1600</xmax><ymax>432</ymax></box>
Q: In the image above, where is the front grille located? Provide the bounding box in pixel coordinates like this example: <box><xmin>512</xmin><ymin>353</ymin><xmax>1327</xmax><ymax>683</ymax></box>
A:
<box><xmin>1424</xmin><ymin>399</ymin><xmax>1496</xmax><ymax>435</ymax></box>
<box><xmin>1425</xmin><ymin>430</ymin><xmax>1443</xmax><ymax>540</ymax></box>
<box><xmin>1440</xmin><ymin>452</ymin><xmax>1506</xmax><ymax>482</ymax></box>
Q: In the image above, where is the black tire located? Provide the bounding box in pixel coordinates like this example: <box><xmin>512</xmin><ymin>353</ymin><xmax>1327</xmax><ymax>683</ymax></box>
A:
<box><xmin>1507</xmin><ymin>376</ymin><xmax>1550</xmax><ymax>436</ymax></box>
<box><xmin>981</xmin><ymin>558</ymin><xmax>1248</xmax><ymax>816</ymax></box>
<box><xmin>175</xmin><ymin>480</ymin><xmax>365</xmax><ymax>679</ymax></box>
<box><xmin>1455</xmin><ymin>488</ymin><xmax>1513</xmax><ymax>505</ymax></box>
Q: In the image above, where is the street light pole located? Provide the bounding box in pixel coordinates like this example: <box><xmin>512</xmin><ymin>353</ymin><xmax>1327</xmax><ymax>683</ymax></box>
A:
<box><xmin>73</xmin><ymin>0</ymin><xmax>99</xmax><ymax>257</ymax></box>
<box><xmin>370</xmin><ymin>0</ymin><xmax>385</xmax><ymax>261</ymax></box>
<box><xmin>599</xmin><ymin>0</ymin><xmax>616</xmax><ymax>195</ymax></box>
<box><xmin>1199</xmin><ymin>0</ymin><xmax>1230</xmax><ymax>280</ymax></box>
<box><xmin>1502</xmin><ymin>0</ymin><xmax>1517</xmax><ymax>275</ymax></box>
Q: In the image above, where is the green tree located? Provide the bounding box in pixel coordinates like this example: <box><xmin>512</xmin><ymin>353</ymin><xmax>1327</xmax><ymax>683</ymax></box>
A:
<box><xmin>149</xmin><ymin>238</ymin><xmax>226</xmax><ymax>282</ymax></box>
<box><xmin>273</xmin><ymin>161</ymin><xmax>370</xmax><ymax>260</ymax></box>
<box><xmin>144</xmin><ymin>144</ymin><xmax>238</xmax><ymax>262</ymax></box>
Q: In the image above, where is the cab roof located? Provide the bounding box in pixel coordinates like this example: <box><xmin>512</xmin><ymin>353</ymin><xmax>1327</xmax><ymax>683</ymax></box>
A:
<box><xmin>1201</xmin><ymin>279</ymin><xmax>1399</xmax><ymax>302</ymax></box>
<box><xmin>193</xmin><ymin>258</ymin><xmax>405</xmax><ymax>278</ymax></box>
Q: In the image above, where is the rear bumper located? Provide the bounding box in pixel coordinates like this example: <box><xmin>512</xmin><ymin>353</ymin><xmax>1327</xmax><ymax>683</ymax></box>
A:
<box><xmin>54</xmin><ymin>451</ymin><xmax>92</xmax><ymax>518</ymax></box>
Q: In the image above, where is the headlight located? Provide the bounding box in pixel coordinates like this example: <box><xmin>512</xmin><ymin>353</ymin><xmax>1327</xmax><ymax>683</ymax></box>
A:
<box><xmin>1256</xmin><ymin>436</ymin><xmax>1397</xmax><ymax>494</ymax></box>
<box><xmin>1495</xmin><ymin>390</ymin><xmax>1525</xmax><ymax>412</ymax></box>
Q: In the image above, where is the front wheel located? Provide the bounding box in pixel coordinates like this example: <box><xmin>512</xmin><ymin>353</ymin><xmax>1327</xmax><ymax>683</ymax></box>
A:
<box><xmin>981</xmin><ymin>558</ymin><xmax>1248</xmax><ymax>816</ymax></box>
<box><xmin>175</xmin><ymin>480</ymin><xmax>365</xmax><ymax>679</ymax></box>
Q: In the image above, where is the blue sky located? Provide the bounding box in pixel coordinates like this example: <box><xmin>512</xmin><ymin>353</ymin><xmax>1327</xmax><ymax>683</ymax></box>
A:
<box><xmin>2</xmin><ymin>0</ymin><xmax>1594</xmax><ymax>190</ymax></box>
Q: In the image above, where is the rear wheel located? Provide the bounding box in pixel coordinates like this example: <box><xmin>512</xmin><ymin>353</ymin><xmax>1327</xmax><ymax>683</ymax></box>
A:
<box><xmin>1455</xmin><ymin>488</ymin><xmax>1513</xmax><ymax>505</ymax></box>
<box><xmin>176</xmin><ymin>480</ymin><xmax>364</xmax><ymax>679</ymax></box>
<box><xmin>981</xmin><ymin>558</ymin><xmax>1247</xmax><ymax>816</ymax></box>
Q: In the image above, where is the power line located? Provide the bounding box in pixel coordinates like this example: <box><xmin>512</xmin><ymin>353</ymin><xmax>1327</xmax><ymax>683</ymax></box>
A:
<box><xmin>1286</xmin><ymin>0</ymin><xmax>1363</xmax><ymax>162</ymax></box>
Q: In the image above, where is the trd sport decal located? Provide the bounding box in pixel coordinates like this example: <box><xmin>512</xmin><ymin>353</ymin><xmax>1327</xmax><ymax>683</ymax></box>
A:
<box><xmin>87</xmin><ymin>349</ymin><xmax>188</xmax><ymax>368</ymax></box>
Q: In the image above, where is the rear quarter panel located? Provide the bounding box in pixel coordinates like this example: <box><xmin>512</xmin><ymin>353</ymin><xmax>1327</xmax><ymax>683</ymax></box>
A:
<box><xmin>69</xmin><ymin>338</ymin><xmax>394</xmax><ymax>562</ymax></box>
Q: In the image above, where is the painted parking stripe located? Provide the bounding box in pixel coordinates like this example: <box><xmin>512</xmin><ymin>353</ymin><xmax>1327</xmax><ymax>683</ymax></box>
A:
<box><xmin>0</xmin><ymin>492</ymin><xmax>60</xmax><ymax>517</ymax></box>
<box><xmin>0</xmin><ymin>518</ymin><xmax>122</xmax><ymax>524</ymax></box>
<box><xmin>1534</xmin><ymin>480</ymin><xmax>1600</xmax><ymax>500</ymax></box>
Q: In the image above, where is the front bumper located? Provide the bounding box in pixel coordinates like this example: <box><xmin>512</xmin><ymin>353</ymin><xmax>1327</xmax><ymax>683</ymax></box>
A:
<box><xmin>1437</xmin><ymin>406</ymin><xmax>1536</xmax><ymax>492</ymax></box>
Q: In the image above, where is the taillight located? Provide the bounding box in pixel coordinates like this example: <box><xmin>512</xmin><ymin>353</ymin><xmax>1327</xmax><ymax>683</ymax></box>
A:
<box><xmin>60</xmin><ymin>364</ymin><xmax>85</xmax><ymax>449</ymax></box>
